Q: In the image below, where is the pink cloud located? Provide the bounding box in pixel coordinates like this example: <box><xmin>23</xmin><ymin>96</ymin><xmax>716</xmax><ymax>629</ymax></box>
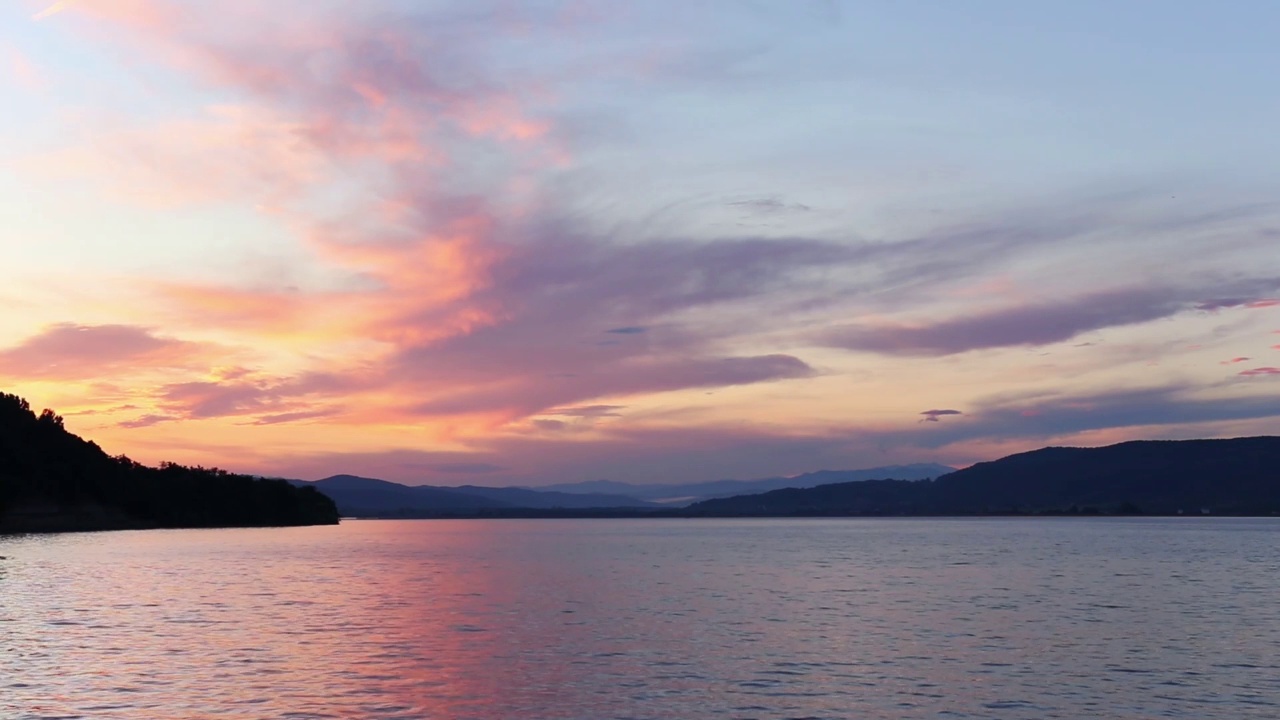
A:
<box><xmin>0</xmin><ymin>323</ymin><xmax>213</xmax><ymax>380</ymax></box>
<box><xmin>6</xmin><ymin>45</ymin><xmax>45</xmax><ymax>90</ymax></box>
<box><xmin>1239</xmin><ymin>367</ymin><xmax>1280</xmax><ymax>377</ymax></box>
<box><xmin>1220</xmin><ymin>357</ymin><xmax>1251</xmax><ymax>365</ymax></box>
<box><xmin>153</xmin><ymin>371</ymin><xmax>357</xmax><ymax>422</ymax></box>
<box><xmin>118</xmin><ymin>413</ymin><xmax>179</xmax><ymax>429</ymax></box>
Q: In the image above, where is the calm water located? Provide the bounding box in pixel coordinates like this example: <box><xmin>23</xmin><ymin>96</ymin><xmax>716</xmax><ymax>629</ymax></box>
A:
<box><xmin>2</xmin><ymin>518</ymin><xmax>1278</xmax><ymax>719</ymax></box>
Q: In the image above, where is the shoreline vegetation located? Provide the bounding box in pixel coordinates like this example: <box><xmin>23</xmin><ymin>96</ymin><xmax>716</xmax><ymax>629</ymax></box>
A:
<box><xmin>0</xmin><ymin>393</ymin><xmax>339</xmax><ymax>533</ymax></box>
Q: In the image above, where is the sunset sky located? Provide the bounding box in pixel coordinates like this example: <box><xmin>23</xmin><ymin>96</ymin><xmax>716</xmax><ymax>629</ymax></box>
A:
<box><xmin>2</xmin><ymin>1</ymin><xmax>1278</xmax><ymax>485</ymax></box>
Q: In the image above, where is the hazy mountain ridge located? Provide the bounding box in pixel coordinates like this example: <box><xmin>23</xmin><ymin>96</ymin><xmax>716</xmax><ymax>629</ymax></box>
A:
<box><xmin>289</xmin><ymin>464</ymin><xmax>954</xmax><ymax>516</ymax></box>
<box><xmin>538</xmin><ymin>464</ymin><xmax>956</xmax><ymax>503</ymax></box>
<box><xmin>290</xmin><ymin>475</ymin><xmax>660</xmax><ymax>516</ymax></box>
<box><xmin>686</xmin><ymin>437</ymin><xmax>1280</xmax><ymax>517</ymax></box>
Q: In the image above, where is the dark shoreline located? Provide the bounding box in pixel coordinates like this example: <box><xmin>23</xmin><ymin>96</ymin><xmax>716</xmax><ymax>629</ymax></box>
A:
<box><xmin>338</xmin><ymin>509</ymin><xmax>1278</xmax><ymax>520</ymax></box>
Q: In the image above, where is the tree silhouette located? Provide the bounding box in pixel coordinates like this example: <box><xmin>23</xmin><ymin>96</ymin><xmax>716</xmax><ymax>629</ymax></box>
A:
<box><xmin>0</xmin><ymin>392</ymin><xmax>338</xmax><ymax>532</ymax></box>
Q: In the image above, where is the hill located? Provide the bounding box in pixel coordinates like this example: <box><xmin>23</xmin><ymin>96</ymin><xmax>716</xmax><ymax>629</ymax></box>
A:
<box><xmin>932</xmin><ymin>437</ymin><xmax>1280</xmax><ymax>515</ymax></box>
<box><xmin>0</xmin><ymin>393</ymin><xmax>339</xmax><ymax>532</ymax></box>
<box><xmin>291</xmin><ymin>476</ymin><xmax>658</xmax><ymax>516</ymax></box>
<box><xmin>298</xmin><ymin>475</ymin><xmax>511</xmax><ymax>516</ymax></box>
<box><xmin>686</xmin><ymin>438</ymin><xmax>1280</xmax><ymax>517</ymax></box>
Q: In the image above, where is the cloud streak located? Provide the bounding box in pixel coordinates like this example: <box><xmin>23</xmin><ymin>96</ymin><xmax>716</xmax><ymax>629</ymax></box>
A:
<box><xmin>825</xmin><ymin>282</ymin><xmax>1280</xmax><ymax>356</ymax></box>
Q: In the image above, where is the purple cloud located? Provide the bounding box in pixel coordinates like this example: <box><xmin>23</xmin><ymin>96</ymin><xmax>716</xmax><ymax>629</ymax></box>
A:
<box><xmin>887</xmin><ymin>386</ymin><xmax>1280</xmax><ymax>449</ymax></box>
<box><xmin>410</xmin><ymin>354</ymin><xmax>815</xmax><ymax>417</ymax></box>
<box><xmin>920</xmin><ymin>409</ymin><xmax>963</xmax><ymax>422</ymax></box>
<box><xmin>728</xmin><ymin>196</ymin><xmax>812</xmax><ymax>214</ymax></box>
<box><xmin>1197</xmin><ymin>298</ymin><xmax>1280</xmax><ymax>311</ymax></box>
<box><xmin>248</xmin><ymin>408</ymin><xmax>342</xmax><ymax>426</ymax></box>
<box><xmin>549</xmin><ymin>405</ymin><xmax>625</xmax><ymax>418</ymax></box>
<box><xmin>824</xmin><ymin>283</ymin><xmax>1280</xmax><ymax>356</ymax></box>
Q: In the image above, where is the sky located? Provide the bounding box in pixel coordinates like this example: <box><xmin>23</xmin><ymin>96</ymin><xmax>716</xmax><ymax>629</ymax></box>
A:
<box><xmin>2</xmin><ymin>0</ymin><xmax>1279</xmax><ymax>486</ymax></box>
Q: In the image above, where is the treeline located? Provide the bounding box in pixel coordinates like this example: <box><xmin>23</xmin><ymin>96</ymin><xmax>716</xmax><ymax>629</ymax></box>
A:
<box><xmin>0</xmin><ymin>393</ymin><xmax>338</xmax><ymax>532</ymax></box>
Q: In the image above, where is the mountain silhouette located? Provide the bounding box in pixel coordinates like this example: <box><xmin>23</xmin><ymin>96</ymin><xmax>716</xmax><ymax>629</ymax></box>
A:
<box><xmin>686</xmin><ymin>438</ymin><xmax>1280</xmax><ymax>516</ymax></box>
<box><xmin>290</xmin><ymin>475</ymin><xmax>658</xmax><ymax>516</ymax></box>
<box><xmin>539</xmin><ymin>464</ymin><xmax>954</xmax><ymax>504</ymax></box>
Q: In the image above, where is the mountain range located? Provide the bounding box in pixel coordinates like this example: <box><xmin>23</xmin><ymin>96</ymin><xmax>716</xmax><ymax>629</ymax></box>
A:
<box><xmin>290</xmin><ymin>475</ymin><xmax>659</xmax><ymax>515</ymax></box>
<box><xmin>537</xmin><ymin>464</ymin><xmax>954</xmax><ymax>503</ymax></box>
<box><xmin>291</xmin><ymin>463</ymin><xmax>952</xmax><ymax>517</ymax></box>
<box><xmin>302</xmin><ymin>438</ymin><xmax>1280</xmax><ymax>519</ymax></box>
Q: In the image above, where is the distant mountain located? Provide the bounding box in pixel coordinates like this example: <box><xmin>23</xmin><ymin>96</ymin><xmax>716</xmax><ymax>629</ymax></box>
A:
<box><xmin>0</xmin><ymin>392</ymin><xmax>339</xmax><ymax>532</ymax></box>
<box><xmin>686</xmin><ymin>438</ymin><xmax>1280</xmax><ymax>517</ymax></box>
<box><xmin>931</xmin><ymin>437</ymin><xmax>1280</xmax><ymax>515</ymax></box>
<box><xmin>297</xmin><ymin>475</ymin><xmax>511</xmax><ymax>515</ymax></box>
<box><xmin>540</xmin><ymin>464</ymin><xmax>955</xmax><ymax>504</ymax></box>
<box><xmin>292</xmin><ymin>475</ymin><xmax>657</xmax><ymax>516</ymax></box>
<box><xmin>444</xmin><ymin>485</ymin><xmax>657</xmax><ymax>510</ymax></box>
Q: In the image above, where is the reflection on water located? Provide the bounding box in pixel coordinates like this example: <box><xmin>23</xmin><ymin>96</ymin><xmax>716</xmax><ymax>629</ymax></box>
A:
<box><xmin>2</xmin><ymin>518</ymin><xmax>1279</xmax><ymax>719</ymax></box>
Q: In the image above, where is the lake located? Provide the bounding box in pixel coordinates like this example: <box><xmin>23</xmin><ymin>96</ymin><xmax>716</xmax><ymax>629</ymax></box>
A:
<box><xmin>2</xmin><ymin>518</ymin><xmax>1278</xmax><ymax>719</ymax></box>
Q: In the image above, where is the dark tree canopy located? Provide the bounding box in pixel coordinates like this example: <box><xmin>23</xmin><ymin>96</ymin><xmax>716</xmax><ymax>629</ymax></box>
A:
<box><xmin>0</xmin><ymin>392</ymin><xmax>339</xmax><ymax>532</ymax></box>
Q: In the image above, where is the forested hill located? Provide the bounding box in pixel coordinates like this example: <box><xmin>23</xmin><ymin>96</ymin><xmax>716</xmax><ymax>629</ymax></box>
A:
<box><xmin>686</xmin><ymin>437</ymin><xmax>1280</xmax><ymax>517</ymax></box>
<box><xmin>0</xmin><ymin>393</ymin><xmax>339</xmax><ymax>532</ymax></box>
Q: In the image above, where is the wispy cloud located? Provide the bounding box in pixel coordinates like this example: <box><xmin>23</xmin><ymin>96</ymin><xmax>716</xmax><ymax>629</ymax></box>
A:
<box><xmin>118</xmin><ymin>413</ymin><xmax>178</xmax><ymax>429</ymax></box>
<box><xmin>548</xmin><ymin>405</ymin><xmax>625</xmax><ymax>418</ymax></box>
<box><xmin>247</xmin><ymin>408</ymin><xmax>342</xmax><ymax>426</ymax></box>
<box><xmin>1239</xmin><ymin>367</ymin><xmax>1280</xmax><ymax>377</ymax></box>
<box><xmin>728</xmin><ymin>196</ymin><xmax>812</xmax><ymax>214</ymax></box>
<box><xmin>894</xmin><ymin>386</ymin><xmax>1280</xmax><ymax>448</ymax></box>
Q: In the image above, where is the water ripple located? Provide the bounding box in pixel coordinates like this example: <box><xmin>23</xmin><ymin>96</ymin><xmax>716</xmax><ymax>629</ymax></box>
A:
<box><xmin>1</xmin><ymin>518</ymin><xmax>1278</xmax><ymax>718</ymax></box>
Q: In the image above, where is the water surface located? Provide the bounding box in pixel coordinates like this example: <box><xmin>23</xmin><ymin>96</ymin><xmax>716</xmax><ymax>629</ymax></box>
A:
<box><xmin>2</xmin><ymin>518</ymin><xmax>1278</xmax><ymax>719</ymax></box>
